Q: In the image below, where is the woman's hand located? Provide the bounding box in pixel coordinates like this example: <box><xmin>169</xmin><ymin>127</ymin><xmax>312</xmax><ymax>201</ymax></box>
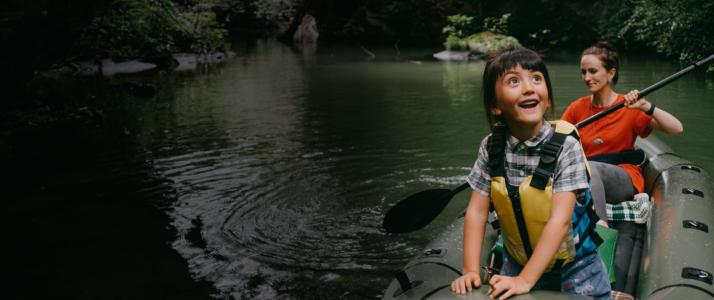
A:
<box><xmin>451</xmin><ymin>271</ymin><xmax>481</xmax><ymax>294</ymax></box>
<box><xmin>624</xmin><ymin>89</ymin><xmax>652</xmax><ymax>112</ymax></box>
<box><xmin>487</xmin><ymin>275</ymin><xmax>533</xmax><ymax>300</ymax></box>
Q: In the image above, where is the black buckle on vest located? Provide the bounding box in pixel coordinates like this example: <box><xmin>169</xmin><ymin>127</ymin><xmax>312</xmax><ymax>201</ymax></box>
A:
<box><xmin>530</xmin><ymin>167</ymin><xmax>551</xmax><ymax>190</ymax></box>
<box><xmin>533</xmin><ymin>167</ymin><xmax>552</xmax><ymax>180</ymax></box>
<box><xmin>540</xmin><ymin>142</ymin><xmax>560</xmax><ymax>164</ymax></box>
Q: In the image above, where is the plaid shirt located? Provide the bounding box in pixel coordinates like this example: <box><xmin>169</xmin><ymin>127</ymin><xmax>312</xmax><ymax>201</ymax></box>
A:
<box><xmin>467</xmin><ymin>121</ymin><xmax>590</xmax><ymax>201</ymax></box>
<box><xmin>606</xmin><ymin>193</ymin><xmax>651</xmax><ymax>223</ymax></box>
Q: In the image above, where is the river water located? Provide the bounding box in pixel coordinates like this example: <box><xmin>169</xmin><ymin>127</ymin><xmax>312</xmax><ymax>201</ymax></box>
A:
<box><xmin>5</xmin><ymin>40</ymin><xmax>714</xmax><ymax>299</ymax></box>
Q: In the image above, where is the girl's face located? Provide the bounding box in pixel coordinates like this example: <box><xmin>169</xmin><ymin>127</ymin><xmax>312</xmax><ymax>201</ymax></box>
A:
<box><xmin>491</xmin><ymin>65</ymin><xmax>550</xmax><ymax>127</ymax></box>
<box><xmin>580</xmin><ymin>54</ymin><xmax>616</xmax><ymax>94</ymax></box>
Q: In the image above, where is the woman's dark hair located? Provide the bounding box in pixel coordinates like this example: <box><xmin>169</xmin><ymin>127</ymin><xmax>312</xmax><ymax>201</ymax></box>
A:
<box><xmin>482</xmin><ymin>47</ymin><xmax>554</xmax><ymax>127</ymax></box>
<box><xmin>582</xmin><ymin>41</ymin><xmax>620</xmax><ymax>84</ymax></box>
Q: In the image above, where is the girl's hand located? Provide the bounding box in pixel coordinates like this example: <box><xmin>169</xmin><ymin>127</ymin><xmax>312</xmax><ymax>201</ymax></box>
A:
<box><xmin>487</xmin><ymin>275</ymin><xmax>533</xmax><ymax>300</ymax></box>
<box><xmin>451</xmin><ymin>271</ymin><xmax>481</xmax><ymax>294</ymax></box>
<box><xmin>624</xmin><ymin>89</ymin><xmax>652</xmax><ymax>112</ymax></box>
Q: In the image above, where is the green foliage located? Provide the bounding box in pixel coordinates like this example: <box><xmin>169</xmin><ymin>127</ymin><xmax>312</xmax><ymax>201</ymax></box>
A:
<box><xmin>442</xmin><ymin>14</ymin><xmax>475</xmax><ymax>39</ymax></box>
<box><xmin>181</xmin><ymin>8</ymin><xmax>229</xmax><ymax>54</ymax></box>
<box><xmin>598</xmin><ymin>0</ymin><xmax>636</xmax><ymax>42</ymax></box>
<box><xmin>252</xmin><ymin>0</ymin><xmax>297</xmax><ymax>21</ymax></box>
<box><xmin>628</xmin><ymin>0</ymin><xmax>714</xmax><ymax>63</ymax></box>
<box><xmin>444</xmin><ymin>35</ymin><xmax>467</xmax><ymax>50</ymax></box>
<box><xmin>442</xmin><ymin>14</ymin><xmax>476</xmax><ymax>51</ymax></box>
<box><xmin>440</xmin><ymin>13</ymin><xmax>519</xmax><ymax>54</ymax></box>
<box><xmin>482</xmin><ymin>13</ymin><xmax>510</xmax><ymax>35</ymax></box>
<box><xmin>79</xmin><ymin>0</ymin><xmax>227</xmax><ymax>58</ymax></box>
<box><xmin>600</xmin><ymin>0</ymin><xmax>714</xmax><ymax>69</ymax></box>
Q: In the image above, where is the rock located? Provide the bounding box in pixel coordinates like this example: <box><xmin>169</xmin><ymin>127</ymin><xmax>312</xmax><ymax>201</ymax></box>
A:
<box><xmin>35</xmin><ymin>51</ymin><xmax>236</xmax><ymax>79</ymax></box>
<box><xmin>433</xmin><ymin>50</ymin><xmax>471</xmax><ymax>61</ymax></box>
<box><xmin>101</xmin><ymin>59</ymin><xmax>156</xmax><ymax>76</ymax></box>
<box><xmin>173</xmin><ymin>51</ymin><xmax>236</xmax><ymax>71</ymax></box>
<box><xmin>293</xmin><ymin>14</ymin><xmax>319</xmax><ymax>44</ymax></box>
<box><xmin>196</xmin><ymin>51</ymin><xmax>235</xmax><ymax>64</ymax></box>
<box><xmin>74</xmin><ymin>61</ymin><xmax>100</xmax><ymax>76</ymax></box>
<box><xmin>36</xmin><ymin>60</ymin><xmax>100</xmax><ymax>78</ymax></box>
<box><xmin>465</xmin><ymin>32</ymin><xmax>521</xmax><ymax>56</ymax></box>
<box><xmin>433</xmin><ymin>32</ymin><xmax>521</xmax><ymax>62</ymax></box>
<box><xmin>172</xmin><ymin>53</ymin><xmax>198</xmax><ymax>71</ymax></box>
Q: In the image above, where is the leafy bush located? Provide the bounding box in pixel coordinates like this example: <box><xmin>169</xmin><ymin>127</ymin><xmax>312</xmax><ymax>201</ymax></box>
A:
<box><xmin>482</xmin><ymin>13</ymin><xmax>511</xmax><ymax>35</ymax></box>
<box><xmin>465</xmin><ymin>31</ymin><xmax>521</xmax><ymax>55</ymax></box>
<box><xmin>79</xmin><ymin>0</ymin><xmax>227</xmax><ymax>58</ymax></box>
<box><xmin>181</xmin><ymin>8</ymin><xmax>229</xmax><ymax>54</ymax></box>
<box><xmin>602</xmin><ymin>0</ymin><xmax>714</xmax><ymax>69</ymax></box>
<box><xmin>444</xmin><ymin>35</ymin><xmax>467</xmax><ymax>50</ymax></box>
<box><xmin>442</xmin><ymin>14</ymin><xmax>475</xmax><ymax>39</ymax></box>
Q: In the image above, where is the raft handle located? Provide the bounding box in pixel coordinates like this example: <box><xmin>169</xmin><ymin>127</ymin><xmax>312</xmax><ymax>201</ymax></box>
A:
<box><xmin>423</xmin><ymin>248</ymin><xmax>446</xmax><ymax>257</ymax></box>
<box><xmin>682</xmin><ymin>267</ymin><xmax>713</xmax><ymax>285</ymax></box>
<box><xmin>683</xmin><ymin>220</ymin><xmax>709</xmax><ymax>233</ymax></box>
<box><xmin>682</xmin><ymin>188</ymin><xmax>704</xmax><ymax>198</ymax></box>
<box><xmin>393</xmin><ymin>271</ymin><xmax>423</xmax><ymax>297</ymax></box>
<box><xmin>681</xmin><ymin>165</ymin><xmax>701</xmax><ymax>173</ymax></box>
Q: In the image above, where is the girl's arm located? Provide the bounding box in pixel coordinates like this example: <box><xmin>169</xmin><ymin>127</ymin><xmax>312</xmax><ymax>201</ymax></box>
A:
<box><xmin>624</xmin><ymin>90</ymin><xmax>684</xmax><ymax>134</ymax></box>
<box><xmin>488</xmin><ymin>191</ymin><xmax>576</xmax><ymax>300</ymax></box>
<box><xmin>451</xmin><ymin>190</ymin><xmax>490</xmax><ymax>294</ymax></box>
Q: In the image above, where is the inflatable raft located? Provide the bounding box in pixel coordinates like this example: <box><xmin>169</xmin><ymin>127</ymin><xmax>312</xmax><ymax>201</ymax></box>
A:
<box><xmin>382</xmin><ymin>136</ymin><xmax>714</xmax><ymax>299</ymax></box>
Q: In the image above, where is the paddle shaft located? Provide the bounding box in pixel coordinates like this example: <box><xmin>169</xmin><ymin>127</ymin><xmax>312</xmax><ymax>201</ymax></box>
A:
<box><xmin>576</xmin><ymin>53</ymin><xmax>714</xmax><ymax>129</ymax></box>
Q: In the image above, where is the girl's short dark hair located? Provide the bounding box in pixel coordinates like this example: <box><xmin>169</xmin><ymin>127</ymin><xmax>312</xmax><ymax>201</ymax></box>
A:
<box><xmin>482</xmin><ymin>47</ymin><xmax>554</xmax><ymax>127</ymax></box>
<box><xmin>582</xmin><ymin>41</ymin><xmax>620</xmax><ymax>84</ymax></box>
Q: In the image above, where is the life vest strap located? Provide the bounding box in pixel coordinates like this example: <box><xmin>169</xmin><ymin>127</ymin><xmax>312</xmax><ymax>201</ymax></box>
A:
<box><xmin>487</xmin><ymin>125</ymin><xmax>508</xmax><ymax>177</ymax></box>
<box><xmin>585</xmin><ymin>206</ymin><xmax>604</xmax><ymax>246</ymax></box>
<box><xmin>505</xmin><ymin>182</ymin><xmax>534</xmax><ymax>259</ymax></box>
<box><xmin>530</xmin><ymin>132</ymin><xmax>567</xmax><ymax>190</ymax></box>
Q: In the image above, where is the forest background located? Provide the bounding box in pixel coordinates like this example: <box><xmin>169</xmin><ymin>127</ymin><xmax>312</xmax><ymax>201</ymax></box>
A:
<box><xmin>2</xmin><ymin>0</ymin><xmax>713</xmax><ymax>102</ymax></box>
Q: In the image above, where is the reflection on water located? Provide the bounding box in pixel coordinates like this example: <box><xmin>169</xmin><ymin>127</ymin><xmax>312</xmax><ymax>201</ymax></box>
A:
<box><xmin>141</xmin><ymin>40</ymin><xmax>460</xmax><ymax>299</ymax></box>
<box><xmin>442</xmin><ymin>61</ymin><xmax>483</xmax><ymax>104</ymax></box>
<box><xmin>5</xmin><ymin>40</ymin><xmax>714</xmax><ymax>299</ymax></box>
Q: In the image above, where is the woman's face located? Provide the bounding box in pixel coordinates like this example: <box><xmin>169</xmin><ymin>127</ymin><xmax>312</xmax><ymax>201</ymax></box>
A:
<box><xmin>580</xmin><ymin>54</ymin><xmax>615</xmax><ymax>94</ymax></box>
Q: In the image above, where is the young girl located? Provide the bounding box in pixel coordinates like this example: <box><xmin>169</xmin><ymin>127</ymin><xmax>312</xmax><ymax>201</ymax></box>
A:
<box><xmin>450</xmin><ymin>47</ymin><xmax>610</xmax><ymax>299</ymax></box>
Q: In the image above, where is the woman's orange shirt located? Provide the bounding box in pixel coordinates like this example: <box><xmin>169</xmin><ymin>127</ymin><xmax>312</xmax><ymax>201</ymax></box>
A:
<box><xmin>562</xmin><ymin>94</ymin><xmax>653</xmax><ymax>192</ymax></box>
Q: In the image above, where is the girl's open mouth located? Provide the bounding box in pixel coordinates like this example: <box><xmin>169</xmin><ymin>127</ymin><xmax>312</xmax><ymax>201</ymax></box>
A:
<box><xmin>519</xmin><ymin>100</ymin><xmax>539</xmax><ymax>109</ymax></box>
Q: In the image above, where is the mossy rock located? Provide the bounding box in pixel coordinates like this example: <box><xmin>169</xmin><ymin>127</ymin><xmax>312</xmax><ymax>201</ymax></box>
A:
<box><xmin>465</xmin><ymin>31</ymin><xmax>521</xmax><ymax>56</ymax></box>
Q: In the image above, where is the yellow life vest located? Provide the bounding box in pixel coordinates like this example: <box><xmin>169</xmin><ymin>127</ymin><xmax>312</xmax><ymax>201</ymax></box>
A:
<box><xmin>488</xmin><ymin>120</ymin><xmax>591</xmax><ymax>271</ymax></box>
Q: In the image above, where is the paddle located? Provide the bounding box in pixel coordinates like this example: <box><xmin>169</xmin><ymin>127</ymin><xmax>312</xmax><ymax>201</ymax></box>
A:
<box><xmin>383</xmin><ymin>53</ymin><xmax>714</xmax><ymax>234</ymax></box>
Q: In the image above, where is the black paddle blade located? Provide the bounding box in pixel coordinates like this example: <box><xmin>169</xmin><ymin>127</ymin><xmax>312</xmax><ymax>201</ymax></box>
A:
<box><xmin>382</xmin><ymin>188</ymin><xmax>454</xmax><ymax>233</ymax></box>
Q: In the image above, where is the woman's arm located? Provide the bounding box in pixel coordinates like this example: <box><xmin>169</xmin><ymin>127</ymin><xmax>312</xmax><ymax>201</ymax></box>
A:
<box><xmin>624</xmin><ymin>90</ymin><xmax>684</xmax><ymax>134</ymax></box>
<box><xmin>451</xmin><ymin>190</ymin><xmax>490</xmax><ymax>294</ymax></box>
<box><xmin>488</xmin><ymin>191</ymin><xmax>575</xmax><ymax>300</ymax></box>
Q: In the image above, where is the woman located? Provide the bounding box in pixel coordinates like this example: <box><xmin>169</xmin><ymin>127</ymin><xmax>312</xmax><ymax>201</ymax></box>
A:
<box><xmin>561</xmin><ymin>41</ymin><xmax>683</xmax><ymax>296</ymax></box>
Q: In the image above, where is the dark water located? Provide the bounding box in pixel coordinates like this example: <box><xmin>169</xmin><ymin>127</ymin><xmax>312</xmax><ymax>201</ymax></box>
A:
<box><xmin>4</xmin><ymin>40</ymin><xmax>714</xmax><ymax>299</ymax></box>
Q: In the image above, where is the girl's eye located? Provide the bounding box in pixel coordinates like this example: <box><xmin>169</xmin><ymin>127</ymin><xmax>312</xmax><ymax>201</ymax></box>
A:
<box><xmin>507</xmin><ymin>77</ymin><xmax>519</xmax><ymax>86</ymax></box>
<box><xmin>532</xmin><ymin>75</ymin><xmax>543</xmax><ymax>83</ymax></box>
